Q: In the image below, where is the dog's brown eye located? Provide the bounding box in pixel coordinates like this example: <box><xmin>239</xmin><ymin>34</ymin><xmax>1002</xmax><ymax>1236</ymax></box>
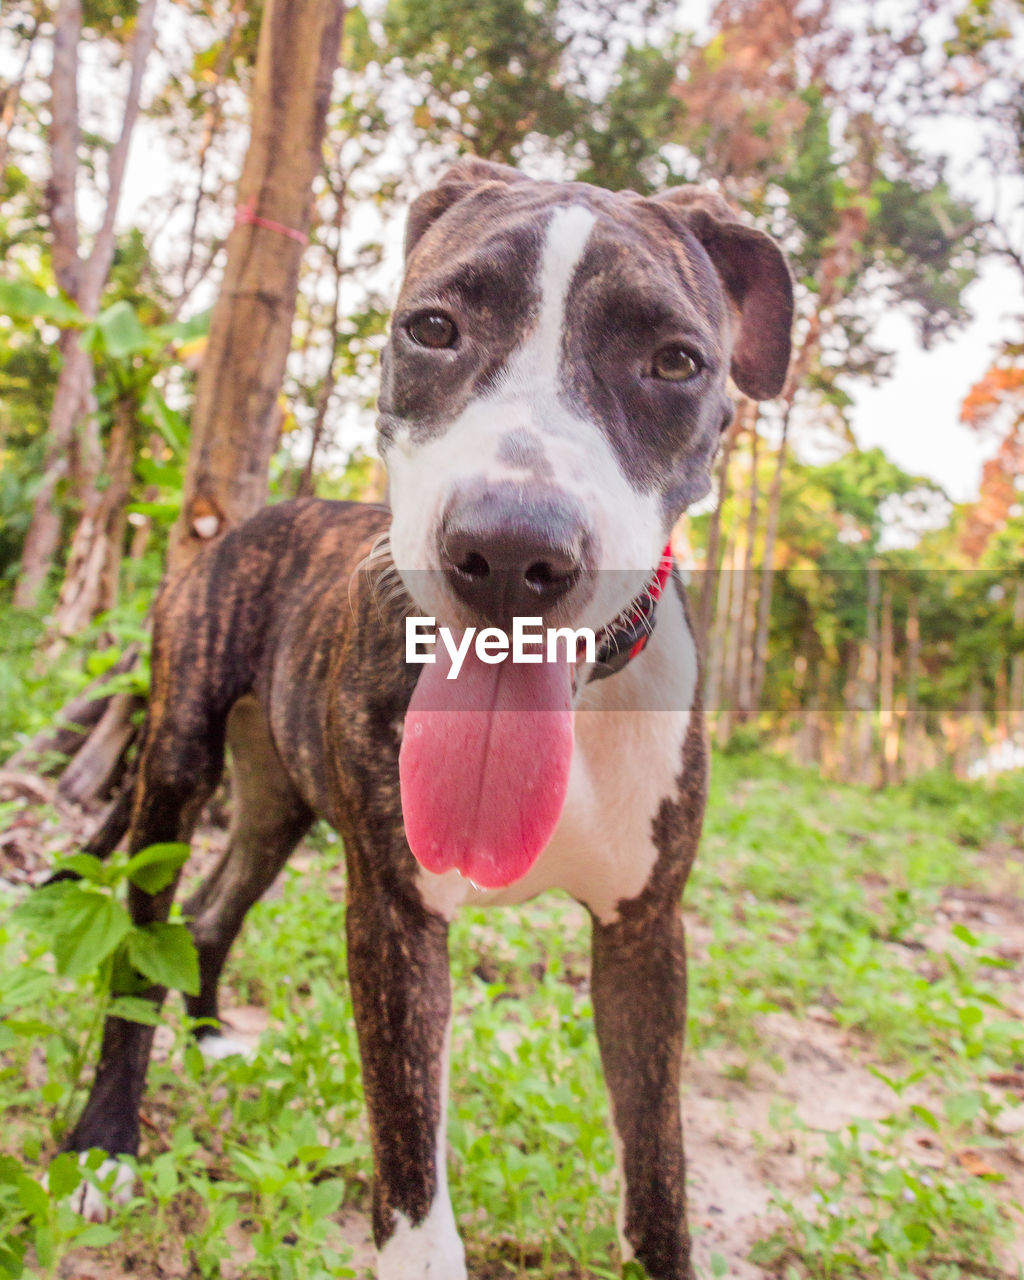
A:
<box><xmin>407</xmin><ymin>312</ymin><xmax>458</xmax><ymax>349</ymax></box>
<box><xmin>651</xmin><ymin>346</ymin><xmax>701</xmax><ymax>382</ymax></box>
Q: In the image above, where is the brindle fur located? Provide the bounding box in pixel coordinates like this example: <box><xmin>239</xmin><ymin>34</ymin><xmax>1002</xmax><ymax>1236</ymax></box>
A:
<box><xmin>63</xmin><ymin>498</ymin><xmax>706</xmax><ymax>1277</ymax></box>
<box><xmin>63</xmin><ymin>159</ymin><xmax>794</xmax><ymax>1280</ymax></box>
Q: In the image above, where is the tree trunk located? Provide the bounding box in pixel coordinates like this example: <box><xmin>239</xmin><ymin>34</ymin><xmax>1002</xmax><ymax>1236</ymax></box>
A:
<box><xmin>169</xmin><ymin>0</ymin><xmax>346</xmax><ymax>577</ymax></box>
<box><xmin>730</xmin><ymin>415</ymin><xmax>760</xmax><ymax>723</ymax></box>
<box><xmin>705</xmin><ymin>532</ymin><xmax>736</xmax><ymax>722</ymax></box>
<box><xmin>749</xmin><ymin>400</ymin><xmax>794</xmax><ymax>715</ymax></box>
<box><xmin>879</xmin><ymin>581</ymin><xmax>898</xmax><ymax>786</ymax></box>
<box><xmin>13</xmin><ymin>357</ymin><xmax>90</xmax><ymax>614</ymax></box>
<box><xmin>0</xmin><ymin>14</ymin><xmax>39</xmax><ymax>177</ymax></box>
<box><xmin>46</xmin><ymin>0</ymin><xmax>346</xmax><ymax>808</ymax></box>
<box><xmin>856</xmin><ymin>562</ymin><xmax>881</xmax><ymax>784</ymax></box>
<box><xmin>697</xmin><ymin>400</ymin><xmax>748</xmax><ymax>645</ymax></box>
<box><xmin>6</xmin><ymin>644</ymin><xmax>140</xmax><ymax>774</ymax></box>
<box><xmin>1011</xmin><ymin>578</ymin><xmax>1024</xmax><ymax>742</ymax></box>
<box><xmin>50</xmin><ymin>397</ymin><xmax>136</xmax><ymax>642</ymax></box>
<box><xmin>176</xmin><ymin>0</ymin><xmax>248</xmax><ymax>308</ymax></box>
<box><xmin>904</xmin><ymin>591</ymin><xmax>920</xmax><ymax>777</ymax></box>
<box><xmin>297</xmin><ymin>173</ymin><xmax>348</xmax><ymax>497</ymax></box>
<box><xmin>15</xmin><ymin>0</ymin><xmax>158</xmax><ymax>612</ymax></box>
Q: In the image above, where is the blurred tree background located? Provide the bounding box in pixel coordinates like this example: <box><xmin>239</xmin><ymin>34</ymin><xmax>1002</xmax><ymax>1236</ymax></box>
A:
<box><xmin>1</xmin><ymin>0</ymin><xmax>1022</xmax><ymax>787</ymax></box>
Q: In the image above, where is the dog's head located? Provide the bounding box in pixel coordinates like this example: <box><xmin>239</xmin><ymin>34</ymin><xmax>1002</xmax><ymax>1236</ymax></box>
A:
<box><xmin>378</xmin><ymin>159</ymin><xmax>793</xmax><ymax>633</ymax></box>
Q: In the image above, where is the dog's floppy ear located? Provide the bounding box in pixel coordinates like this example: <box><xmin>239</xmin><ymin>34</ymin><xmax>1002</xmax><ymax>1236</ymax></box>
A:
<box><xmin>655</xmin><ymin>188</ymin><xmax>794</xmax><ymax>400</ymax></box>
<box><xmin>404</xmin><ymin>159</ymin><xmax>529</xmax><ymax>260</ymax></box>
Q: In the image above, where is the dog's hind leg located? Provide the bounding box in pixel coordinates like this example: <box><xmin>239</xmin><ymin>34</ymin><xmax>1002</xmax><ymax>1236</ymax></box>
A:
<box><xmin>182</xmin><ymin>694</ymin><xmax>313</xmax><ymax>1055</ymax></box>
<box><xmin>62</xmin><ymin>679</ymin><xmax>228</xmax><ymax>1170</ymax></box>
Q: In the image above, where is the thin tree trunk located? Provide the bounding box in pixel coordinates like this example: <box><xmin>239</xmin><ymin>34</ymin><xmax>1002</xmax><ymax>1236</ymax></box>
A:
<box><xmin>297</xmin><ymin>173</ymin><xmax>348</xmax><ymax>497</ymax></box>
<box><xmin>16</xmin><ymin>0</ymin><xmax>158</xmax><ymax>612</ymax></box>
<box><xmin>59</xmin><ymin>691</ymin><xmax>143</xmax><ymax>804</ymax></box>
<box><xmin>705</xmin><ymin>532</ymin><xmax>736</xmax><ymax>721</ymax></box>
<box><xmin>857</xmin><ymin>561</ymin><xmax>881</xmax><ymax>784</ymax></box>
<box><xmin>749</xmin><ymin>399</ymin><xmax>793</xmax><ymax>715</ymax></box>
<box><xmin>1011</xmin><ymin>578</ymin><xmax>1024</xmax><ymax>741</ymax></box>
<box><xmin>730</xmin><ymin>415</ymin><xmax>760</xmax><ymax>722</ymax></box>
<box><xmin>13</xmin><ymin>340</ymin><xmax>92</xmax><ymax>608</ymax></box>
<box><xmin>904</xmin><ymin>591</ymin><xmax>920</xmax><ymax>777</ymax></box>
<box><xmin>6</xmin><ymin>645</ymin><xmax>140</xmax><ymax>773</ymax></box>
<box><xmin>879</xmin><ymin>582</ymin><xmax>898</xmax><ymax>786</ymax></box>
<box><xmin>697</xmin><ymin>400</ymin><xmax>748</xmax><ymax>645</ymax></box>
<box><xmin>50</xmin><ymin>397</ymin><xmax>136</xmax><ymax>641</ymax></box>
<box><xmin>176</xmin><ymin>0</ymin><xmax>247</xmax><ymax>305</ymax></box>
<box><xmin>965</xmin><ymin>675</ymin><xmax>984</xmax><ymax>778</ymax></box>
<box><xmin>169</xmin><ymin>0</ymin><xmax>346</xmax><ymax>576</ymax></box>
<box><xmin>994</xmin><ymin>660</ymin><xmax>1009</xmax><ymax>743</ymax></box>
<box><xmin>839</xmin><ymin>641</ymin><xmax>860</xmax><ymax>782</ymax></box>
<box><xmin>12</xmin><ymin>0</ymin><xmax>84</xmax><ymax>609</ymax></box>
<box><xmin>47</xmin><ymin>0</ymin><xmax>82</xmax><ymax>298</ymax></box>
<box><xmin>0</xmin><ymin>15</ymin><xmax>39</xmax><ymax>177</ymax></box>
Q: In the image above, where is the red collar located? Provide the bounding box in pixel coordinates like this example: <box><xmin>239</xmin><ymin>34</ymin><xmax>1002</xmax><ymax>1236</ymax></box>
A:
<box><xmin>588</xmin><ymin>543</ymin><xmax>674</xmax><ymax>681</ymax></box>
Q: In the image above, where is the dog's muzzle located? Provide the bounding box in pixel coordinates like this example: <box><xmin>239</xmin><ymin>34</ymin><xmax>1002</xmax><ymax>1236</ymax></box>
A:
<box><xmin>439</xmin><ymin>483</ymin><xmax>592</xmax><ymax>627</ymax></box>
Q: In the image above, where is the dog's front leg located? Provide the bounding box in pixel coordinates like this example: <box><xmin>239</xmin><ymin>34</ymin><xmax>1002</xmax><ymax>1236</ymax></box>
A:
<box><xmin>346</xmin><ymin>872</ymin><xmax>465</xmax><ymax>1280</ymax></box>
<box><xmin>591</xmin><ymin>902</ymin><xmax>694</xmax><ymax>1280</ymax></box>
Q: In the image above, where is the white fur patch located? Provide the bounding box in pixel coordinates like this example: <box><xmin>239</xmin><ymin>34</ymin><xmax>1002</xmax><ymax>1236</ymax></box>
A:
<box><xmin>377</xmin><ymin>1017</ymin><xmax>466</xmax><ymax>1279</ymax></box>
<box><xmin>608</xmin><ymin>1114</ymin><xmax>636</xmax><ymax>1262</ymax></box>
<box><xmin>416</xmin><ymin>588</ymin><xmax>697</xmax><ymax>924</ymax></box>
<box><xmin>199</xmin><ymin>1032</ymin><xmax>256</xmax><ymax>1063</ymax></box>
<box><xmin>66</xmin><ymin>1155</ymin><xmax>135</xmax><ymax>1222</ymax></box>
<box><xmin>525</xmin><ymin>204</ymin><xmax>596</xmax><ymax>390</ymax></box>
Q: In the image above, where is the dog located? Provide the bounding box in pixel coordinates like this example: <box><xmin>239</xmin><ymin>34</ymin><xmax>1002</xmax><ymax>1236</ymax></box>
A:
<box><xmin>62</xmin><ymin>159</ymin><xmax>793</xmax><ymax>1279</ymax></box>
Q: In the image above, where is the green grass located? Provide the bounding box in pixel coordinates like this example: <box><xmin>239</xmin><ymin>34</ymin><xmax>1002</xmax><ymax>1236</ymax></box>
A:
<box><xmin>1</xmin><ymin>754</ymin><xmax>1023</xmax><ymax>1277</ymax></box>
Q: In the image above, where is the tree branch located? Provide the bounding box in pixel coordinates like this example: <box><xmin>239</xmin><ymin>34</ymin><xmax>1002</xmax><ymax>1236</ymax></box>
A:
<box><xmin>78</xmin><ymin>0</ymin><xmax>159</xmax><ymax>310</ymax></box>
<box><xmin>48</xmin><ymin>0</ymin><xmax>82</xmax><ymax>297</ymax></box>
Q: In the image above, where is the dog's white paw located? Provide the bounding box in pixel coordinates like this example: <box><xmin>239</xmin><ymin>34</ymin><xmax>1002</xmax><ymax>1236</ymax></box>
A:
<box><xmin>198</xmin><ymin>1032</ymin><xmax>256</xmax><ymax>1063</ymax></box>
<box><xmin>377</xmin><ymin>1203</ymin><xmax>467</xmax><ymax>1280</ymax></box>
<box><xmin>62</xmin><ymin>1156</ymin><xmax>135</xmax><ymax>1222</ymax></box>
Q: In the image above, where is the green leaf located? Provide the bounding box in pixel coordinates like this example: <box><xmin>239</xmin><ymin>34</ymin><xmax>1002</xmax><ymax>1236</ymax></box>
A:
<box><xmin>11</xmin><ymin>880</ymin><xmax>78</xmax><ymax>933</ymax></box>
<box><xmin>93</xmin><ymin>299</ymin><xmax>150</xmax><ymax>358</ymax></box>
<box><xmin>52</xmin><ymin>890</ymin><xmax>132</xmax><ymax>978</ymax></box>
<box><xmin>2</xmin><ymin>1018</ymin><xmax>53</xmax><ymax>1038</ymax></box>
<box><xmin>135</xmin><ymin>456</ymin><xmax>183</xmax><ymax>488</ymax></box>
<box><xmin>76</xmin><ymin>1223</ymin><xmax>119</xmax><ymax>1247</ymax></box>
<box><xmin>142</xmin><ymin>389</ymin><xmax>189</xmax><ymax>453</ymax></box>
<box><xmin>124</xmin><ymin>842</ymin><xmax>190</xmax><ymax>893</ymax></box>
<box><xmin>952</xmin><ymin>922</ymin><xmax>979</xmax><ymax>947</ymax></box>
<box><xmin>158</xmin><ymin>307</ymin><xmax>210</xmax><ymax>345</ymax></box>
<box><xmin>53</xmin><ymin>852</ymin><xmax>109</xmax><ymax>885</ymax></box>
<box><xmin>903</xmin><ymin>1220</ymin><xmax>933</xmax><ymax>1248</ymax></box>
<box><xmin>0</xmin><ymin>279</ymin><xmax>83</xmax><ymax>326</ymax></box>
<box><xmin>126</xmin><ymin>499</ymin><xmax>181</xmax><ymax>521</ymax></box>
<box><xmin>127</xmin><ymin>922</ymin><xmax>199</xmax><ymax>995</ymax></box>
<box><xmin>16</xmin><ymin>1174</ymin><xmax>49</xmax><ymax>1219</ymax></box>
<box><xmin>108</xmin><ymin>996</ymin><xmax>163</xmax><ymax>1026</ymax></box>
<box><xmin>45</xmin><ymin>1152</ymin><xmax>83</xmax><ymax>1201</ymax></box>
<box><xmin>0</xmin><ymin>966</ymin><xmax>53</xmax><ymax>1012</ymax></box>
<box><xmin>910</xmin><ymin>1103</ymin><xmax>940</xmax><ymax>1132</ymax></box>
<box><xmin>710</xmin><ymin>1253</ymin><xmax>729</xmax><ymax>1278</ymax></box>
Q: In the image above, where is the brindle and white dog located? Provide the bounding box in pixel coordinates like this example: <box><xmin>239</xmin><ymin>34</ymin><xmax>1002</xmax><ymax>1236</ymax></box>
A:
<box><xmin>63</xmin><ymin>160</ymin><xmax>793</xmax><ymax>1279</ymax></box>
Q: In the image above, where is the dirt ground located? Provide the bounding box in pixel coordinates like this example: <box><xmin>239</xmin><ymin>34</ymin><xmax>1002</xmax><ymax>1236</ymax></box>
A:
<box><xmin>3</xmin><ymin>772</ymin><xmax>1024</xmax><ymax>1279</ymax></box>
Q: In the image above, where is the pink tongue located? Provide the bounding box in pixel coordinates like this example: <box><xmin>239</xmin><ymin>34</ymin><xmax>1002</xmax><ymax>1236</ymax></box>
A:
<box><xmin>399</xmin><ymin>642</ymin><xmax>574</xmax><ymax>889</ymax></box>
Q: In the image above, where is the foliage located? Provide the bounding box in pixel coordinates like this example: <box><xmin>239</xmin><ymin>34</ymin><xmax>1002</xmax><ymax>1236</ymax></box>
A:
<box><xmin>1</xmin><ymin>758</ymin><xmax>1022</xmax><ymax>1275</ymax></box>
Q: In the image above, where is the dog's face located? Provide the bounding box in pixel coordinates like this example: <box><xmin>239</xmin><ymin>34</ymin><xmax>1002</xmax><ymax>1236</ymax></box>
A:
<box><xmin>377</xmin><ymin>160</ymin><xmax>793</xmax><ymax>634</ymax></box>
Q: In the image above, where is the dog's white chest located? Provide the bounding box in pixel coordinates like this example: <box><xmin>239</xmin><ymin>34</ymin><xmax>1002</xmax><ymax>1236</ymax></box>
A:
<box><xmin>415</xmin><ymin>591</ymin><xmax>698</xmax><ymax>924</ymax></box>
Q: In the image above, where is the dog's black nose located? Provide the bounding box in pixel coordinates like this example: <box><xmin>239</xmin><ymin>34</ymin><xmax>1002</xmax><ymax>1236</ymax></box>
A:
<box><xmin>440</xmin><ymin>487</ymin><xmax>589</xmax><ymax>625</ymax></box>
